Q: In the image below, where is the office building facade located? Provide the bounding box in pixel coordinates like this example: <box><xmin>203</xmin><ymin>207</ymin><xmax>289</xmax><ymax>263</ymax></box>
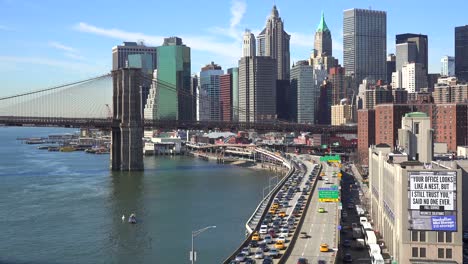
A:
<box><xmin>455</xmin><ymin>25</ymin><xmax>468</xmax><ymax>81</ymax></box>
<box><xmin>155</xmin><ymin>37</ymin><xmax>191</xmax><ymax>120</ymax></box>
<box><xmin>331</xmin><ymin>99</ymin><xmax>353</xmax><ymax>125</ymax></box>
<box><xmin>291</xmin><ymin>61</ymin><xmax>315</xmax><ymax>124</ymax></box>
<box><xmin>314</xmin><ymin>12</ymin><xmax>332</xmax><ymax>57</ymax></box>
<box><xmin>441</xmin><ymin>56</ymin><xmax>455</xmax><ymax>77</ymax></box>
<box><xmin>396</xmin><ymin>33</ymin><xmax>429</xmax><ymax>75</ymax></box>
<box><xmin>343</xmin><ymin>8</ymin><xmax>387</xmax><ymax>87</ymax></box>
<box><xmin>257</xmin><ymin>5</ymin><xmax>290</xmax><ymax>80</ymax></box>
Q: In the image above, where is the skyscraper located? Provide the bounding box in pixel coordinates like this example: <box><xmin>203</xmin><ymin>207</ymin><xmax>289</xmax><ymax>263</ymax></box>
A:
<box><xmin>238</xmin><ymin>57</ymin><xmax>277</xmax><ymax>123</ymax></box>
<box><xmin>343</xmin><ymin>8</ymin><xmax>387</xmax><ymax>88</ymax></box>
<box><xmin>328</xmin><ymin>66</ymin><xmax>347</xmax><ymax>105</ymax></box>
<box><xmin>396</xmin><ymin>33</ymin><xmax>428</xmax><ymax>75</ymax></box>
<box><xmin>155</xmin><ymin>37</ymin><xmax>191</xmax><ymax>120</ymax></box>
<box><xmin>395</xmin><ymin>41</ymin><xmax>417</xmax><ymax>72</ymax></box>
<box><xmin>455</xmin><ymin>25</ymin><xmax>468</xmax><ymax>81</ymax></box>
<box><xmin>441</xmin><ymin>55</ymin><xmax>455</xmax><ymax>76</ymax></box>
<box><xmin>257</xmin><ymin>5</ymin><xmax>290</xmax><ymax>80</ymax></box>
<box><xmin>401</xmin><ymin>63</ymin><xmax>428</xmax><ymax>93</ymax></box>
<box><xmin>291</xmin><ymin>61</ymin><xmax>314</xmax><ymax>124</ymax></box>
<box><xmin>314</xmin><ymin>12</ymin><xmax>332</xmax><ymax>57</ymax></box>
<box><xmin>219</xmin><ymin>67</ymin><xmax>239</xmax><ymax>122</ymax></box>
<box><xmin>112</xmin><ymin>41</ymin><xmax>157</xmax><ymax>71</ymax></box>
<box><xmin>386</xmin><ymin>54</ymin><xmax>396</xmax><ymax>85</ymax></box>
<box><xmin>317</xmin><ymin>80</ymin><xmax>332</xmax><ymax>125</ymax></box>
<box><xmin>199</xmin><ymin>62</ymin><xmax>223</xmax><ymax>121</ymax></box>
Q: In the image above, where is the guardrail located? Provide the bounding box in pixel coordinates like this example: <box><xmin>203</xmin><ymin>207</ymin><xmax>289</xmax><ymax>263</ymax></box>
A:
<box><xmin>222</xmin><ymin>150</ymin><xmax>298</xmax><ymax>264</ymax></box>
<box><xmin>278</xmin><ymin>164</ymin><xmax>323</xmax><ymax>264</ymax></box>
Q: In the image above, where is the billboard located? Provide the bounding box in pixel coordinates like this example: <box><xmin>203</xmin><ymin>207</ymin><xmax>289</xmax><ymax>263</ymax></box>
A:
<box><xmin>408</xmin><ymin>171</ymin><xmax>457</xmax><ymax>231</ymax></box>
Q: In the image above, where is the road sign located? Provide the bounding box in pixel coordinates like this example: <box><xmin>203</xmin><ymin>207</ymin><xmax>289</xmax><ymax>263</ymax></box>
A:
<box><xmin>319</xmin><ymin>190</ymin><xmax>339</xmax><ymax>199</ymax></box>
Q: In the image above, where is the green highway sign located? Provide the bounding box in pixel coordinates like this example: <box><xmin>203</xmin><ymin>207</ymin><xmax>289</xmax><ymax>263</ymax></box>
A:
<box><xmin>318</xmin><ymin>190</ymin><xmax>339</xmax><ymax>199</ymax></box>
<box><xmin>319</xmin><ymin>155</ymin><xmax>341</xmax><ymax>162</ymax></box>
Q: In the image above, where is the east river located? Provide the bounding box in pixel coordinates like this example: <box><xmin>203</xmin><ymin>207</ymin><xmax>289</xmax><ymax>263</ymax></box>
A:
<box><xmin>0</xmin><ymin>127</ymin><xmax>274</xmax><ymax>263</ymax></box>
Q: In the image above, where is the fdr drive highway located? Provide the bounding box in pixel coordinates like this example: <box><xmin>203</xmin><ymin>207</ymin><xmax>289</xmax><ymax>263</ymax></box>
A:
<box><xmin>225</xmin><ymin>152</ymin><xmax>341</xmax><ymax>264</ymax></box>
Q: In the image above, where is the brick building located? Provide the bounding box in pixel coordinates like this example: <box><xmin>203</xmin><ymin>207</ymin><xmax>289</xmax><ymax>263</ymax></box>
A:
<box><xmin>357</xmin><ymin>109</ymin><xmax>375</xmax><ymax>163</ymax></box>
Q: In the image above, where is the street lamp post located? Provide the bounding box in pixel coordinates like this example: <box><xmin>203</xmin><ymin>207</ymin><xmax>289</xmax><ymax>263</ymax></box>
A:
<box><xmin>191</xmin><ymin>225</ymin><xmax>216</xmax><ymax>264</ymax></box>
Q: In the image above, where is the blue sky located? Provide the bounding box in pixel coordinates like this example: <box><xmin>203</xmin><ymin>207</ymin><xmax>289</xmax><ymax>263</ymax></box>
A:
<box><xmin>0</xmin><ymin>0</ymin><xmax>466</xmax><ymax>95</ymax></box>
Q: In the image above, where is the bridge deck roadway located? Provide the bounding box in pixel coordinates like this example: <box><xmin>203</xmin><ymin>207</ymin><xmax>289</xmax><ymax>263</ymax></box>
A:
<box><xmin>285</xmin><ymin>155</ymin><xmax>340</xmax><ymax>264</ymax></box>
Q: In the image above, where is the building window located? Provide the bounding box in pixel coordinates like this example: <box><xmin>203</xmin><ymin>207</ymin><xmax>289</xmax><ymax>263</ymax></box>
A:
<box><xmin>414</xmin><ymin>122</ymin><xmax>420</xmax><ymax>134</ymax></box>
<box><xmin>438</xmin><ymin>231</ymin><xmax>444</xmax><ymax>242</ymax></box>
<box><xmin>438</xmin><ymin>248</ymin><xmax>444</xmax><ymax>258</ymax></box>
<box><xmin>420</xmin><ymin>247</ymin><xmax>426</xmax><ymax>258</ymax></box>
<box><xmin>446</xmin><ymin>232</ymin><xmax>452</xmax><ymax>243</ymax></box>
<box><xmin>446</xmin><ymin>248</ymin><xmax>452</xmax><ymax>259</ymax></box>
<box><xmin>412</xmin><ymin>247</ymin><xmax>419</xmax><ymax>257</ymax></box>
<box><xmin>419</xmin><ymin>231</ymin><xmax>426</xmax><ymax>242</ymax></box>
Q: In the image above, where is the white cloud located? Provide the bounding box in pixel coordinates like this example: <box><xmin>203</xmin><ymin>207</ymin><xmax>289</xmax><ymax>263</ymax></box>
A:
<box><xmin>230</xmin><ymin>0</ymin><xmax>246</xmax><ymax>29</ymax></box>
<box><xmin>74</xmin><ymin>22</ymin><xmax>240</xmax><ymax>59</ymax></box>
<box><xmin>64</xmin><ymin>53</ymin><xmax>86</xmax><ymax>61</ymax></box>
<box><xmin>49</xmin><ymin>41</ymin><xmax>77</xmax><ymax>53</ymax></box>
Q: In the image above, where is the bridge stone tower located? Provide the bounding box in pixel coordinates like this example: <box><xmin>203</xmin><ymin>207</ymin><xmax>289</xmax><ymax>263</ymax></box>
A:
<box><xmin>111</xmin><ymin>68</ymin><xmax>144</xmax><ymax>171</ymax></box>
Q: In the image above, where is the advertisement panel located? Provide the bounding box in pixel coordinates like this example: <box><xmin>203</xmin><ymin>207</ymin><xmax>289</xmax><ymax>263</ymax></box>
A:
<box><xmin>408</xmin><ymin>171</ymin><xmax>457</xmax><ymax>231</ymax></box>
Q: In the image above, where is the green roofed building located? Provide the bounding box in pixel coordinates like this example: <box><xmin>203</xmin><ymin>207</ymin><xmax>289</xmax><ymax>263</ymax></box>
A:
<box><xmin>156</xmin><ymin>37</ymin><xmax>192</xmax><ymax>120</ymax></box>
<box><xmin>314</xmin><ymin>11</ymin><xmax>332</xmax><ymax>57</ymax></box>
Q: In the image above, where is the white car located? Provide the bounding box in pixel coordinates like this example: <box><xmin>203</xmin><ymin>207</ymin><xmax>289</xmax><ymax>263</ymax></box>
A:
<box><xmin>280</xmin><ymin>227</ymin><xmax>289</xmax><ymax>236</ymax></box>
<box><xmin>264</xmin><ymin>235</ymin><xmax>273</xmax><ymax>244</ymax></box>
<box><xmin>254</xmin><ymin>249</ymin><xmax>264</xmax><ymax>259</ymax></box>
<box><xmin>260</xmin><ymin>225</ymin><xmax>268</xmax><ymax>234</ymax></box>
<box><xmin>276</xmin><ymin>235</ymin><xmax>286</xmax><ymax>243</ymax></box>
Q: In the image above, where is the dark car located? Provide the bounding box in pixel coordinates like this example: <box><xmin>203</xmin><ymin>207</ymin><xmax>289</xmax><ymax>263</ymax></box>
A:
<box><xmin>259</xmin><ymin>243</ymin><xmax>269</xmax><ymax>252</ymax></box>
<box><xmin>343</xmin><ymin>240</ymin><xmax>351</xmax><ymax>247</ymax></box>
<box><xmin>262</xmin><ymin>257</ymin><xmax>273</xmax><ymax>264</ymax></box>
<box><xmin>249</xmin><ymin>240</ymin><xmax>258</xmax><ymax>248</ymax></box>
<box><xmin>245</xmin><ymin>258</ymin><xmax>256</xmax><ymax>264</ymax></box>
<box><xmin>297</xmin><ymin>258</ymin><xmax>308</xmax><ymax>264</ymax></box>
<box><xmin>343</xmin><ymin>253</ymin><xmax>353</xmax><ymax>263</ymax></box>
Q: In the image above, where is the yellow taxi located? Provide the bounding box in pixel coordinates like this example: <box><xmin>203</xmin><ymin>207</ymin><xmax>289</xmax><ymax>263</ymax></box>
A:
<box><xmin>320</xmin><ymin>243</ymin><xmax>329</xmax><ymax>252</ymax></box>
<box><xmin>278</xmin><ymin>211</ymin><xmax>286</xmax><ymax>217</ymax></box>
<box><xmin>252</xmin><ymin>232</ymin><xmax>260</xmax><ymax>241</ymax></box>
<box><xmin>320</xmin><ymin>172</ymin><xmax>325</xmax><ymax>176</ymax></box>
<box><xmin>274</xmin><ymin>241</ymin><xmax>285</xmax><ymax>250</ymax></box>
<box><xmin>272</xmin><ymin>203</ymin><xmax>279</xmax><ymax>210</ymax></box>
<box><xmin>269</xmin><ymin>208</ymin><xmax>277</xmax><ymax>214</ymax></box>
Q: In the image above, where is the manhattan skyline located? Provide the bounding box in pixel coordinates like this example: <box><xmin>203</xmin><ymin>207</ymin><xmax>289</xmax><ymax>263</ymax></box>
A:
<box><xmin>0</xmin><ymin>0</ymin><xmax>466</xmax><ymax>93</ymax></box>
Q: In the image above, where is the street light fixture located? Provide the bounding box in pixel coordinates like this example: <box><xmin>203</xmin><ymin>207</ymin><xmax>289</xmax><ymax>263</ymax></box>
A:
<box><xmin>191</xmin><ymin>225</ymin><xmax>216</xmax><ymax>264</ymax></box>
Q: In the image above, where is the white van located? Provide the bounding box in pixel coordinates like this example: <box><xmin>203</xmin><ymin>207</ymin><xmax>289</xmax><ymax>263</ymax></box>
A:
<box><xmin>371</xmin><ymin>253</ymin><xmax>384</xmax><ymax>264</ymax></box>
<box><xmin>360</xmin><ymin>216</ymin><xmax>368</xmax><ymax>225</ymax></box>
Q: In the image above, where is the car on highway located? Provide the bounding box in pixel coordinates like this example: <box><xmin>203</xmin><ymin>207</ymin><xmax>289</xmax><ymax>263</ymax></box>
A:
<box><xmin>259</xmin><ymin>243</ymin><xmax>269</xmax><ymax>252</ymax></box>
<box><xmin>319</xmin><ymin>243</ymin><xmax>329</xmax><ymax>252</ymax></box>
<box><xmin>262</xmin><ymin>256</ymin><xmax>273</xmax><ymax>264</ymax></box>
<box><xmin>264</xmin><ymin>235</ymin><xmax>272</xmax><ymax>244</ymax></box>
<box><xmin>249</xmin><ymin>240</ymin><xmax>258</xmax><ymax>248</ymax></box>
<box><xmin>278</xmin><ymin>211</ymin><xmax>286</xmax><ymax>217</ymax></box>
<box><xmin>318</xmin><ymin>207</ymin><xmax>325</xmax><ymax>213</ymax></box>
<box><xmin>268</xmin><ymin>228</ymin><xmax>276</xmax><ymax>237</ymax></box>
<box><xmin>252</xmin><ymin>232</ymin><xmax>260</xmax><ymax>241</ymax></box>
<box><xmin>343</xmin><ymin>239</ymin><xmax>351</xmax><ymax>247</ymax></box>
<box><xmin>254</xmin><ymin>249</ymin><xmax>264</xmax><ymax>259</ymax></box>
<box><xmin>276</xmin><ymin>235</ymin><xmax>286</xmax><ymax>243</ymax></box>
<box><xmin>280</xmin><ymin>227</ymin><xmax>289</xmax><ymax>236</ymax></box>
<box><xmin>343</xmin><ymin>253</ymin><xmax>353</xmax><ymax>262</ymax></box>
<box><xmin>297</xmin><ymin>258</ymin><xmax>308</xmax><ymax>264</ymax></box>
<box><xmin>268</xmin><ymin>248</ymin><xmax>280</xmax><ymax>258</ymax></box>
<box><xmin>274</xmin><ymin>241</ymin><xmax>285</xmax><ymax>250</ymax></box>
<box><xmin>347</xmin><ymin>204</ymin><xmax>354</xmax><ymax>210</ymax></box>
<box><xmin>260</xmin><ymin>225</ymin><xmax>268</xmax><ymax>234</ymax></box>
<box><xmin>241</xmin><ymin>247</ymin><xmax>251</xmax><ymax>256</ymax></box>
<box><xmin>235</xmin><ymin>253</ymin><xmax>246</xmax><ymax>262</ymax></box>
<box><xmin>245</xmin><ymin>258</ymin><xmax>256</xmax><ymax>264</ymax></box>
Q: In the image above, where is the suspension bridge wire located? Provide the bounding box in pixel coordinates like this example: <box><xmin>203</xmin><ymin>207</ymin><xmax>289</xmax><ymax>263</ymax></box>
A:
<box><xmin>139</xmin><ymin>73</ymin><xmax>292</xmax><ymax>124</ymax></box>
<box><xmin>0</xmin><ymin>73</ymin><xmax>111</xmax><ymax>101</ymax></box>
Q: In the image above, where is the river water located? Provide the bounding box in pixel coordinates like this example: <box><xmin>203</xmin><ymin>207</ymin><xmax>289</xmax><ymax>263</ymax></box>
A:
<box><xmin>0</xmin><ymin>127</ymin><xmax>275</xmax><ymax>264</ymax></box>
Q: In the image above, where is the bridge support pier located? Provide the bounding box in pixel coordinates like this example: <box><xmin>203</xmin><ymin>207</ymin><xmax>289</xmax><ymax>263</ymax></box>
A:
<box><xmin>111</xmin><ymin>68</ymin><xmax>144</xmax><ymax>171</ymax></box>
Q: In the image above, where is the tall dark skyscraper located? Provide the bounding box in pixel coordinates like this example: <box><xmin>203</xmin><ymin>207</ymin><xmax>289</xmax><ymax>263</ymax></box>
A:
<box><xmin>455</xmin><ymin>25</ymin><xmax>468</xmax><ymax>81</ymax></box>
<box><xmin>257</xmin><ymin>5</ymin><xmax>290</xmax><ymax>80</ymax></box>
<box><xmin>343</xmin><ymin>9</ymin><xmax>387</xmax><ymax>89</ymax></box>
<box><xmin>314</xmin><ymin>12</ymin><xmax>332</xmax><ymax>57</ymax></box>
<box><xmin>386</xmin><ymin>54</ymin><xmax>396</xmax><ymax>84</ymax></box>
<box><xmin>396</xmin><ymin>33</ymin><xmax>428</xmax><ymax>75</ymax></box>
